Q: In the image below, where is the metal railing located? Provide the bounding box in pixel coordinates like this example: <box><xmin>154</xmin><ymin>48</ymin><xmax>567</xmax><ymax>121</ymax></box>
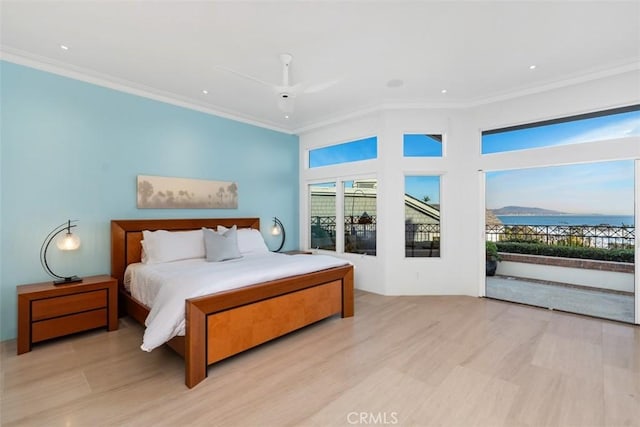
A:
<box><xmin>311</xmin><ymin>216</ymin><xmax>634</xmax><ymax>250</ymax></box>
<box><xmin>405</xmin><ymin>222</ymin><xmax>441</xmax><ymax>242</ymax></box>
<box><xmin>485</xmin><ymin>224</ymin><xmax>635</xmax><ymax>249</ymax></box>
<box><xmin>311</xmin><ymin>216</ymin><xmax>443</xmax><ymax>256</ymax></box>
<box><xmin>310</xmin><ymin>216</ymin><xmax>337</xmax><ymax>250</ymax></box>
<box><xmin>311</xmin><ymin>215</ymin><xmax>379</xmax><ymax>254</ymax></box>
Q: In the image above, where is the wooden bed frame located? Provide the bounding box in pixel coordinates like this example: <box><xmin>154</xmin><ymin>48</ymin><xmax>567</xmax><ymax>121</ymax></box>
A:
<box><xmin>111</xmin><ymin>218</ymin><xmax>354</xmax><ymax>388</ymax></box>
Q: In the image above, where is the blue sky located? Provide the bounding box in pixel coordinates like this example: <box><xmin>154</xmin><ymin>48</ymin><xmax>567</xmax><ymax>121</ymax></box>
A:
<box><xmin>309</xmin><ymin>134</ymin><xmax>442</xmax><ymax>168</ymax></box>
<box><xmin>486</xmin><ymin>160</ymin><xmax>634</xmax><ymax>215</ymax></box>
<box><xmin>484</xmin><ymin>109</ymin><xmax>638</xmax><ymax>215</ymax></box>
<box><xmin>482</xmin><ymin>109</ymin><xmax>640</xmax><ymax>154</ymax></box>
<box><xmin>405</xmin><ymin>176</ymin><xmax>440</xmax><ymax>202</ymax></box>
<box><xmin>309</xmin><ymin>136</ymin><xmax>377</xmax><ymax>168</ymax></box>
<box><xmin>310</xmin><ymin>111</ymin><xmax>637</xmax><ymax>167</ymax></box>
<box><xmin>403</xmin><ymin>134</ymin><xmax>442</xmax><ymax>157</ymax></box>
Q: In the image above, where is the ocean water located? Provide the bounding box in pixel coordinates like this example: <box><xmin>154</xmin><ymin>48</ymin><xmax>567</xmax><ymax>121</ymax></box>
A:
<box><xmin>497</xmin><ymin>215</ymin><xmax>634</xmax><ymax>227</ymax></box>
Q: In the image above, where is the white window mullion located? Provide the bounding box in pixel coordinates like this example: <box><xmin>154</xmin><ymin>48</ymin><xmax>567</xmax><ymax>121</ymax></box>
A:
<box><xmin>336</xmin><ymin>180</ymin><xmax>345</xmax><ymax>253</ymax></box>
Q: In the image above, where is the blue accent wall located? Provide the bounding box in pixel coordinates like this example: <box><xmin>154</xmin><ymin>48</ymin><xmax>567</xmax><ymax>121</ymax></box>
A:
<box><xmin>0</xmin><ymin>61</ymin><xmax>299</xmax><ymax>340</ymax></box>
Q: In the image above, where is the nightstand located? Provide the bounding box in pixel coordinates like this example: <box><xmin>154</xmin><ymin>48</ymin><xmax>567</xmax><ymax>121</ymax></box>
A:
<box><xmin>17</xmin><ymin>275</ymin><xmax>118</xmax><ymax>354</ymax></box>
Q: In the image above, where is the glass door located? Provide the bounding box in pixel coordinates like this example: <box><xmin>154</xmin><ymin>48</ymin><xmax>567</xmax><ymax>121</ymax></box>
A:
<box><xmin>484</xmin><ymin>161</ymin><xmax>635</xmax><ymax>323</ymax></box>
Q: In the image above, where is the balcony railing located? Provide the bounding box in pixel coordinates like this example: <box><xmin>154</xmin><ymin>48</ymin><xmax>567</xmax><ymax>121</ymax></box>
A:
<box><xmin>310</xmin><ymin>215</ymin><xmax>378</xmax><ymax>254</ymax></box>
<box><xmin>405</xmin><ymin>223</ymin><xmax>441</xmax><ymax>257</ymax></box>
<box><xmin>485</xmin><ymin>224</ymin><xmax>635</xmax><ymax>249</ymax></box>
<box><xmin>311</xmin><ymin>216</ymin><xmax>441</xmax><ymax>256</ymax></box>
<box><xmin>310</xmin><ymin>216</ymin><xmax>635</xmax><ymax>254</ymax></box>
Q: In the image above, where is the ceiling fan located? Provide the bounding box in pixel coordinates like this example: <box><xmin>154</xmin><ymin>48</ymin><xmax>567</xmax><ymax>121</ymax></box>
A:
<box><xmin>214</xmin><ymin>53</ymin><xmax>338</xmax><ymax>117</ymax></box>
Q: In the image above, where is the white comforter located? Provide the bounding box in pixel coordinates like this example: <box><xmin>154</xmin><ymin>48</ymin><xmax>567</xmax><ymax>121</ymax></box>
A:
<box><xmin>124</xmin><ymin>252</ymin><xmax>350</xmax><ymax>351</ymax></box>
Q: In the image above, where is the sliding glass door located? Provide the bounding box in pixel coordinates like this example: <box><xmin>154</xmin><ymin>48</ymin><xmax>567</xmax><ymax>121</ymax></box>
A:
<box><xmin>484</xmin><ymin>161</ymin><xmax>635</xmax><ymax>323</ymax></box>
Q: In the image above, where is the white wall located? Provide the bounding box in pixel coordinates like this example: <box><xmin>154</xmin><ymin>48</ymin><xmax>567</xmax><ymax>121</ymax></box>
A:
<box><xmin>299</xmin><ymin>70</ymin><xmax>640</xmax><ymax>299</ymax></box>
<box><xmin>380</xmin><ymin>108</ymin><xmax>480</xmax><ymax>295</ymax></box>
<box><xmin>497</xmin><ymin>261</ymin><xmax>634</xmax><ymax>293</ymax></box>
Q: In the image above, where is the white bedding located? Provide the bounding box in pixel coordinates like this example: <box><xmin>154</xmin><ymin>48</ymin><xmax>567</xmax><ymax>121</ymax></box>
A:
<box><xmin>124</xmin><ymin>252</ymin><xmax>350</xmax><ymax>352</ymax></box>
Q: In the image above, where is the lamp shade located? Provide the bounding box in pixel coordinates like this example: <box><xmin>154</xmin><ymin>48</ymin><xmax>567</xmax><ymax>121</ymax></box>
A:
<box><xmin>271</xmin><ymin>223</ymin><xmax>281</xmax><ymax>236</ymax></box>
<box><xmin>56</xmin><ymin>232</ymin><xmax>81</xmax><ymax>251</ymax></box>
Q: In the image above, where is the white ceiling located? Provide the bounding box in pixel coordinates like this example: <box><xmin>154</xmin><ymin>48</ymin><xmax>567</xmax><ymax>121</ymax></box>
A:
<box><xmin>2</xmin><ymin>1</ymin><xmax>639</xmax><ymax>133</ymax></box>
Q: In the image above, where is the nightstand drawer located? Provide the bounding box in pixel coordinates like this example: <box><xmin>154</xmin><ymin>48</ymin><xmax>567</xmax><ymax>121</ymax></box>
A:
<box><xmin>32</xmin><ymin>308</ymin><xmax>108</xmax><ymax>342</ymax></box>
<box><xmin>32</xmin><ymin>290</ymin><xmax>107</xmax><ymax>321</ymax></box>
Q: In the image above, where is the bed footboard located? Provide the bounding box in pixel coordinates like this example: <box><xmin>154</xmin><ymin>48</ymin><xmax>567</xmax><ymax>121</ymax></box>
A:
<box><xmin>185</xmin><ymin>265</ymin><xmax>354</xmax><ymax>388</ymax></box>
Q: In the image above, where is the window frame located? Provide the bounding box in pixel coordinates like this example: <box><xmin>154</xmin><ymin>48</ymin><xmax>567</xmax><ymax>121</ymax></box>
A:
<box><xmin>403</xmin><ymin>133</ymin><xmax>445</xmax><ymax>158</ymax></box>
<box><xmin>304</xmin><ymin>174</ymin><xmax>378</xmax><ymax>255</ymax></box>
<box><xmin>307</xmin><ymin>135</ymin><xmax>378</xmax><ymax>169</ymax></box>
<box><xmin>481</xmin><ymin>105</ymin><xmax>640</xmax><ymax>155</ymax></box>
<box><xmin>403</xmin><ymin>173</ymin><xmax>443</xmax><ymax>259</ymax></box>
<box><xmin>308</xmin><ymin>181</ymin><xmax>338</xmax><ymax>252</ymax></box>
<box><xmin>343</xmin><ymin>178</ymin><xmax>378</xmax><ymax>257</ymax></box>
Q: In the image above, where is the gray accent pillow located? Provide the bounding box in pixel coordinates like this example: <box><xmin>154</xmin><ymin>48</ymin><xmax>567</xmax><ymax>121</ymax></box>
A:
<box><xmin>203</xmin><ymin>226</ymin><xmax>242</xmax><ymax>262</ymax></box>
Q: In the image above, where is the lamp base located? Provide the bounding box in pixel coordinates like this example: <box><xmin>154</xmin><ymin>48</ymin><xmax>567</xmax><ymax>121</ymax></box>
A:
<box><xmin>53</xmin><ymin>276</ymin><xmax>83</xmax><ymax>286</ymax></box>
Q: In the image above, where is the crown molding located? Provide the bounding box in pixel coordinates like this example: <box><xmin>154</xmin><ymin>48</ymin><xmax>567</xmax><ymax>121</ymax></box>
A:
<box><xmin>465</xmin><ymin>60</ymin><xmax>640</xmax><ymax>108</ymax></box>
<box><xmin>2</xmin><ymin>48</ymin><xmax>638</xmax><ymax>137</ymax></box>
<box><xmin>0</xmin><ymin>48</ymin><xmax>293</xmax><ymax>135</ymax></box>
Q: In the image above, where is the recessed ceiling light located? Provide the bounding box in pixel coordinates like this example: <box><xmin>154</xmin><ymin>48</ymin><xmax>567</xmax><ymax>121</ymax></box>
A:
<box><xmin>441</xmin><ymin>89</ymin><xmax>448</xmax><ymax>94</ymax></box>
<box><xmin>60</xmin><ymin>44</ymin><xmax>69</xmax><ymax>51</ymax></box>
<box><xmin>529</xmin><ymin>65</ymin><xmax>537</xmax><ymax>70</ymax></box>
<box><xmin>284</xmin><ymin>115</ymin><xmax>290</xmax><ymax>119</ymax></box>
<box><xmin>386</xmin><ymin>79</ymin><xmax>403</xmax><ymax>88</ymax></box>
<box><xmin>202</xmin><ymin>89</ymin><xmax>208</xmax><ymax>94</ymax></box>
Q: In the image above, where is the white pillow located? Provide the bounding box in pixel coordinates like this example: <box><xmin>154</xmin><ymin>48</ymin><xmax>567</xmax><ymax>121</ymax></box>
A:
<box><xmin>217</xmin><ymin>225</ymin><xmax>269</xmax><ymax>255</ymax></box>
<box><xmin>140</xmin><ymin>243</ymin><xmax>148</xmax><ymax>263</ymax></box>
<box><xmin>141</xmin><ymin>229</ymin><xmax>205</xmax><ymax>264</ymax></box>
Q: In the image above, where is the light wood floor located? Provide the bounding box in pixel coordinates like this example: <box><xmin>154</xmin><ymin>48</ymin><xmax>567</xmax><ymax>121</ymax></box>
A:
<box><xmin>2</xmin><ymin>291</ymin><xmax>639</xmax><ymax>426</ymax></box>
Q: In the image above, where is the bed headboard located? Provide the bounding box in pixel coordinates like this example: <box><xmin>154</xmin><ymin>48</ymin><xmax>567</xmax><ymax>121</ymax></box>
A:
<box><xmin>110</xmin><ymin>218</ymin><xmax>260</xmax><ymax>291</ymax></box>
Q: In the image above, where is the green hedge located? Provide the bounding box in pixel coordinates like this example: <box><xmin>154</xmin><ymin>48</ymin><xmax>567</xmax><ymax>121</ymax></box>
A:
<box><xmin>496</xmin><ymin>241</ymin><xmax>634</xmax><ymax>263</ymax></box>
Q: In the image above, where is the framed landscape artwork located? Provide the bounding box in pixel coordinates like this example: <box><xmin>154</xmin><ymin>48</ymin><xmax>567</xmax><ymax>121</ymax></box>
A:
<box><xmin>137</xmin><ymin>175</ymin><xmax>238</xmax><ymax>209</ymax></box>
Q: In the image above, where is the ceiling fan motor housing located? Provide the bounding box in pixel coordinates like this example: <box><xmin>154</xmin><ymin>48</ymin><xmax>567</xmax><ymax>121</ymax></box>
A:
<box><xmin>277</xmin><ymin>92</ymin><xmax>295</xmax><ymax>113</ymax></box>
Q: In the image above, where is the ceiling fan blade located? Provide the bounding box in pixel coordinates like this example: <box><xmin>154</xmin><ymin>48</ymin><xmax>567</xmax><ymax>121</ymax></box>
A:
<box><xmin>303</xmin><ymin>78</ymin><xmax>342</xmax><ymax>94</ymax></box>
<box><xmin>213</xmin><ymin>65</ymin><xmax>275</xmax><ymax>88</ymax></box>
<box><xmin>214</xmin><ymin>54</ymin><xmax>303</xmax><ymax>116</ymax></box>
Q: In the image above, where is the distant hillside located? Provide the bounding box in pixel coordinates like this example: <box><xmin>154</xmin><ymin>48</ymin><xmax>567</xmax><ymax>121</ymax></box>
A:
<box><xmin>486</xmin><ymin>209</ymin><xmax>502</xmax><ymax>225</ymax></box>
<box><xmin>491</xmin><ymin>206</ymin><xmax>567</xmax><ymax>216</ymax></box>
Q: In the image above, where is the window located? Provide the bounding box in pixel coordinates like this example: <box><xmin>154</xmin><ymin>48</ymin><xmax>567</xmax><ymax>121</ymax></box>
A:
<box><xmin>309</xmin><ymin>136</ymin><xmax>377</xmax><ymax>168</ymax></box>
<box><xmin>482</xmin><ymin>105</ymin><xmax>640</xmax><ymax>154</ymax></box>
<box><xmin>309</xmin><ymin>182</ymin><xmax>337</xmax><ymax>251</ymax></box>
<box><xmin>405</xmin><ymin>176</ymin><xmax>441</xmax><ymax>257</ymax></box>
<box><xmin>403</xmin><ymin>134</ymin><xmax>443</xmax><ymax>157</ymax></box>
<box><xmin>344</xmin><ymin>179</ymin><xmax>377</xmax><ymax>255</ymax></box>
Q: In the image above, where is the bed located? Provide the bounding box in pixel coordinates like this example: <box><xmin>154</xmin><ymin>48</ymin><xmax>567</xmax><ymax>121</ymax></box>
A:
<box><xmin>111</xmin><ymin>218</ymin><xmax>354</xmax><ymax>388</ymax></box>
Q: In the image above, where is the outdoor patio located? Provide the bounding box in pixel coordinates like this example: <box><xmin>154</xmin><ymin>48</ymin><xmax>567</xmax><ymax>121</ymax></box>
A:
<box><xmin>486</xmin><ymin>275</ymin><xmax>635</xmax><ymax>323</ymax></box>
